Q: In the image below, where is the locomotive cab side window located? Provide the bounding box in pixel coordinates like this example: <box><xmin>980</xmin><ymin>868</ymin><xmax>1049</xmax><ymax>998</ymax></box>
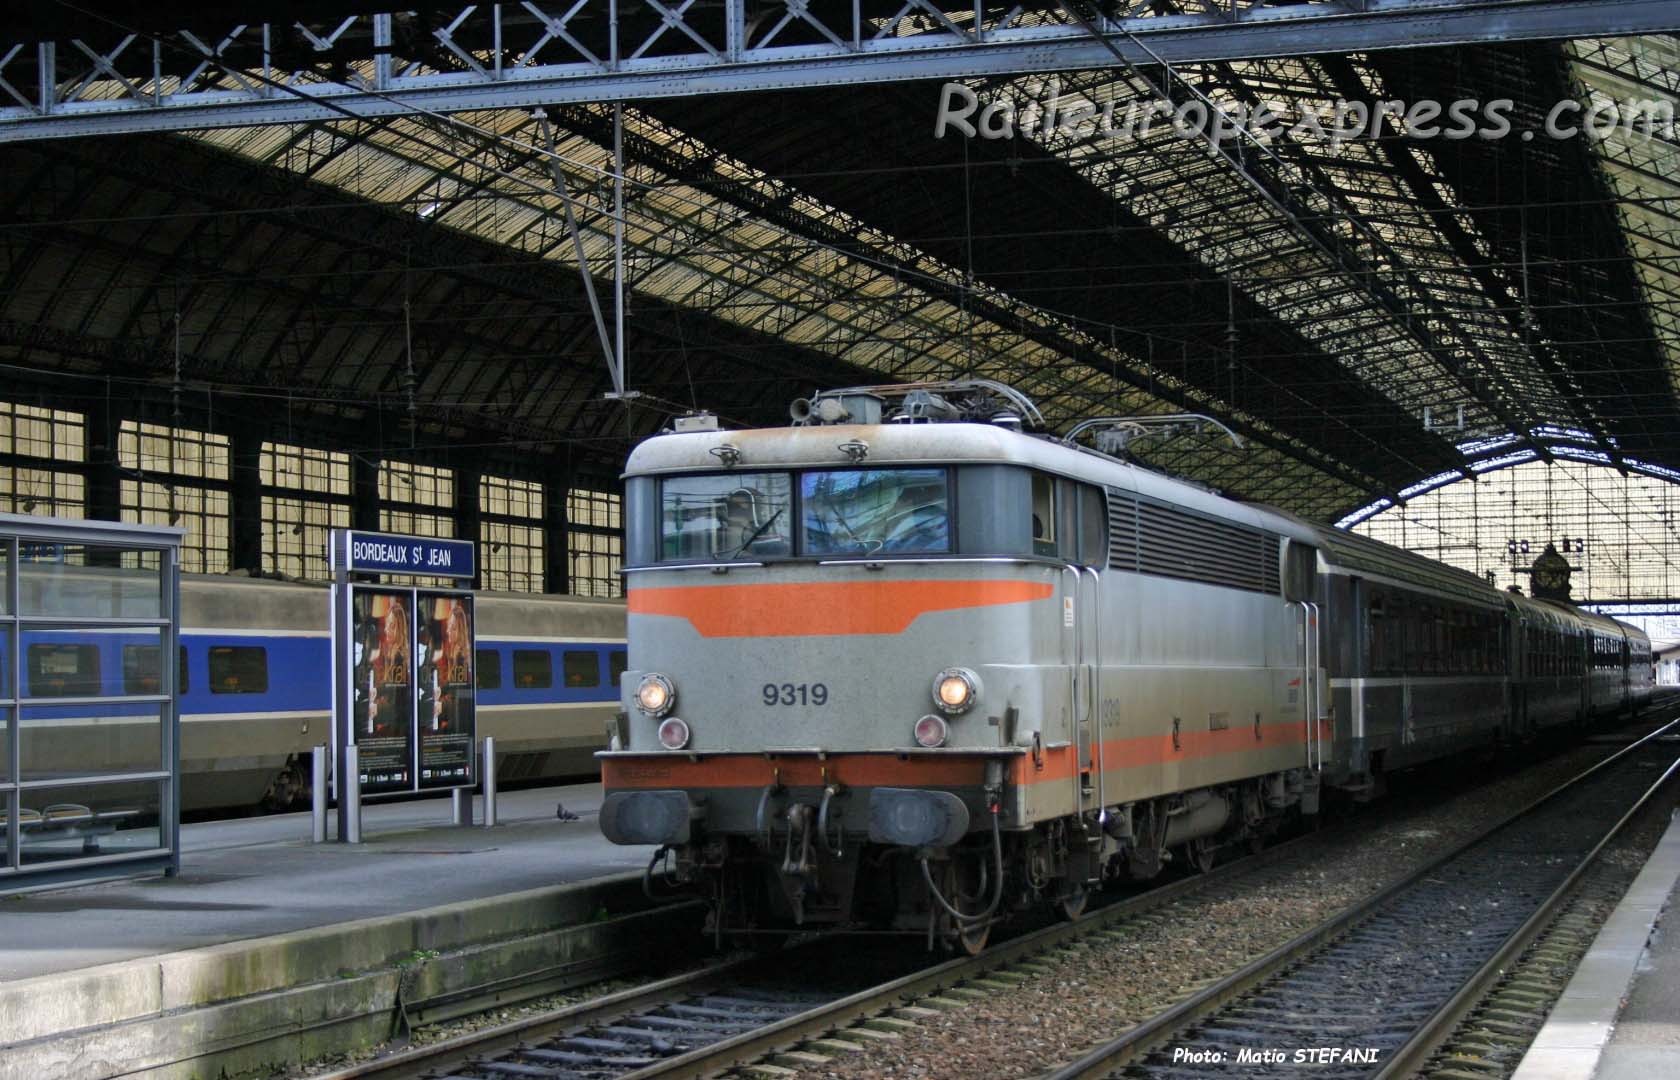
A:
<box><xmin>1031</xmin><ymin>473</ymin><xmax>1056</xmax><ymax>556</ymax></box>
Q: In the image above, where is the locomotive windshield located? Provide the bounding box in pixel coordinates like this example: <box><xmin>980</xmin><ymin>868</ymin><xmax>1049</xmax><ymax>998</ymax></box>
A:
<box><xmin>655</xmin><ymin>467</ymin><xmax>950</xmax><ymax>560</ymax></box>
<box><xmin>660</xmin><ymin>472</ymin><xmax>794</xmax><ymax>560</ymax></box>
<box><xmin>800</xmin><ymin>468</ymin><xmax>949</xmax><ymax>555</ymax></box>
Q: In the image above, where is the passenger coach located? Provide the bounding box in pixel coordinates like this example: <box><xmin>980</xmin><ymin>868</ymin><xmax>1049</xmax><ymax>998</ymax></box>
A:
<box><xmin>14</xmin><ymin>573</ymin><xmax>625</xmax><ymax>811</ymax></box>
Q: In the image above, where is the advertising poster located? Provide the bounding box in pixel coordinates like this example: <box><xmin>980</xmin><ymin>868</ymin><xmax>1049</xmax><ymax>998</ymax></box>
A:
<box><xmin>416</xmin><ymin>591</ymin><xmax>476</xmax><ymax>789</ymax></box>
<box><xmin>350</xmin><ymin>587</ymin><xmax>416</xmax><ymax>794</ymax></box>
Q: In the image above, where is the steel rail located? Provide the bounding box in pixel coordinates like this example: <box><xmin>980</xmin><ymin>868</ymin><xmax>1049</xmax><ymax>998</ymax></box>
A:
<box><xmin>313</xmin><ymin>714</ymin><xmax>1674</xmax><ymax>1080</ymax></box>
<box><xmin>319</xmin><ymin>826</ymin><xmax>1325</xmax><ymax>1080</ymax></box>
<box><xmin>1041</xmin><ymin>713</ymin><xmax>1680</xmax><ymax>1080</ymax></box>
<box><xmin>311</xmin><ymin>954</ymin><xmax>764</xmax><ymax>1080</ymax></box>
<box><xmin>1372</xmin><ymin>739</ymin><xmax>1680</xmax><ymax>1077</ymax></box>
<box><xmin>615</xmin><ymin>829</ymin><xmax>1328</xmax><ymax>1080</ymax></box>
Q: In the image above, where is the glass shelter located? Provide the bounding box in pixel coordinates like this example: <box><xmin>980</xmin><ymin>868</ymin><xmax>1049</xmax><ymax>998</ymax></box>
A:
<box><xmin>2</xmin><ymin>513</ymin><xmax>182</xmax><ymax>891</ymax></box>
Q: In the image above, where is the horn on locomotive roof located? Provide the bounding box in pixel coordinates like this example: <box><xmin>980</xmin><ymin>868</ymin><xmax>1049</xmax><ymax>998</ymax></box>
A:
<box><xmin>1063</xmin><ymin>414</ymin><xmax>1246</xmax><ymax>460</ymax></box>
<box><xmin>790</xmin><ymin>379</ymin><xmax>1046</xmax><ymax>430</ymax></box>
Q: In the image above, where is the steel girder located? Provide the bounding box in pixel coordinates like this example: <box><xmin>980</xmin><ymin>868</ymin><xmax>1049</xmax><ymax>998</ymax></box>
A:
<box><xmin>5</xmin><ymin>2</ymin><xmax>1680</xmax><ymax>141</ymax></box>
<box><xmin>0</xmin><ymin>135</ymin><xmax>881</xmax><ymax>477</ymax></box>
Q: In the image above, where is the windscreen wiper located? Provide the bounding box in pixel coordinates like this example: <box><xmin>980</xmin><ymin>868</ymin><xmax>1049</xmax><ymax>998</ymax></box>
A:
<box><xmin>726</xmin><ymin>506</ymin><xmax>784</xmax><ymax>559</ymax></box>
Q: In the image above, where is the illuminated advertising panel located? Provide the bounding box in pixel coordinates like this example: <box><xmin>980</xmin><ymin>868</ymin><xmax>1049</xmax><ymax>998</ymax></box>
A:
<box><xmin>350</xmin><ymin>587</ymin><xmax>415</xmax><ymax>794</ymax></box>
<box><xmin>416</xmin><ymin>592</ymin><xmax>475</xmax><ymax>789</ymax></box>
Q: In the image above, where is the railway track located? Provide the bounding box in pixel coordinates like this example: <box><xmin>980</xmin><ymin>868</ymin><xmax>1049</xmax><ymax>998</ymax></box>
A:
<box><xmin>1043</xmin><ymin>718</ymin><xmax>1680</xmax><ymax>1080</ymax></box>
<box><xmin>317</xmin><ymin>820</ymin><xmax>1346</xmax><ymax>1080</ymax></box>
<box><xmin>314</xmin><ymin>716</ymin><xmax>1678</xmax><ymax>1080</ymax></box>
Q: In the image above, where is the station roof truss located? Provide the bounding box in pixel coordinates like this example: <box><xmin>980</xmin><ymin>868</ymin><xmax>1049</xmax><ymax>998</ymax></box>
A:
<box><xmin>1</xmin><ymin>3</ymin><xmax>1678</xmax><ymax>523</ymax></box>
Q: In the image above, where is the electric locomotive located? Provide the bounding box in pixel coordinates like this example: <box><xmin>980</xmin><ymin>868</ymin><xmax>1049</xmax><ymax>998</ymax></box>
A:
<box><xmin>599</xmin><ymin>381</ymin><xmax>1653</xmax><ymax>951</ymax></box>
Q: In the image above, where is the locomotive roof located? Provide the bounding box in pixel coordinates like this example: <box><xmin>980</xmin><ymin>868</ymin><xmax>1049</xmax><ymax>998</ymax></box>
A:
<box><xmin>626</xmin><ymin>421</ymin><xmax>1651</xmax><ymax>637</ymax></box>
<box><xmin>628</xmin><ymin>422</ymin><xmax>1497</xmax><ymax>597</ymax></box>
<box><xmin>626</xmin><ymin>420</ymin><xmax>1321</xmax><ymax>536</ymax></box>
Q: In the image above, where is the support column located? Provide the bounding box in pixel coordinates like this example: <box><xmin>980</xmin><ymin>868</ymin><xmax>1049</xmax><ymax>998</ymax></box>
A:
<box><xmin>230</xmin><ymin>429</ymin><xmax>263</xmax><ymax>574</ymax></box>
<box><xmin>83</xmin><ymin>389</ymin><xmax>121</xmax><ymax>526</ymax></box>
<box><xmin>544</xmin><ymin>457</ymin><xmax>575</xmax><ymax>596</ymax></box>
<box><xmin>352</xmin><ymin>454</ymin><xmax>380</xmax><ymax>533</ymax></box>
<box><xmin>456</xmin><ymin>465</ymin><xmax>482</xmax><ymax>589</ymax></box>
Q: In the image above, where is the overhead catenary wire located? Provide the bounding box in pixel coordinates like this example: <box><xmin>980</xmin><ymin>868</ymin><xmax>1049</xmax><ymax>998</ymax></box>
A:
<box><xmin>25</xmin><ymin>1</ymin><xmax>1680</xmax><ymax>502</ymax></box>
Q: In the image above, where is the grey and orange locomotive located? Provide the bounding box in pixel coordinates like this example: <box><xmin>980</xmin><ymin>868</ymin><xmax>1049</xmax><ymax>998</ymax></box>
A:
<box><xmin>599</xmin><ymin>381</ymin><xmax>1652</xmax><ymax>951</ymax></box>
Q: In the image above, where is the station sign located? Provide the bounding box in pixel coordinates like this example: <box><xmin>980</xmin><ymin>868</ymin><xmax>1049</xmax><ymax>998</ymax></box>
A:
<box><xmin>330</xmin><ymin>530</ymin><xmax>476</xmax><ymax>579</ymax></box>
<box><xmin>327</xmin><ymin>529</ymin><xmax>479</xmax><ymax>822</ymax></box>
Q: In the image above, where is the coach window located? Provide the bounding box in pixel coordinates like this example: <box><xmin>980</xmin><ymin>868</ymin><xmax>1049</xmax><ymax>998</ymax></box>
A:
<box><xmin>563</xmin><ymin>650</ymin><xmax>600</xmax><ymax>688</ymax></box>
<box><xmin>1367</xmin><ymin>602</ymin><xmax>1383</xmax><ymax>674</ymax></box>
<box><xmin>475</xmin><ymin>649</ymin><xmax>502</xmax><ymax>690</ymax></box>
<box><xmin>608</xmin><ymin>649</ymin><xmax>628</xmax><ymax>688</ymax></box>
<box><xmin>27</xmin><ymin>644</ymin><xmax>101</xmax><ymax>697</ymax></box>
<box><xmin>1031</xmin><ymin>473</ymin><xmax>1056</xmax><ymax>557</ymax></box>
<box><xmin>208</xmin><ymin>646</ymin><xmax>268</xmax><ymax>694</ymax></box>
<box><xmin>513</xmin><ymin>649</ymin><xmax>551</xmax><ymax>689</ymax></box>
<box><xmin>1392</xmin><ymin>600</ymin><xmax>1409</xmax><ymax>672</ymax></box>
<box><xmin>123</xmin><ymin>645</ymin><xmax>188</xmax><ymax>695</ymax></box>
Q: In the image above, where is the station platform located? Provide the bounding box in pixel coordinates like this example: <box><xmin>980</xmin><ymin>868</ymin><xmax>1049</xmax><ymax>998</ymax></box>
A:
<box><xmin>1514</xmin><ymin>809</ymin><xmax>1680</xmax><ymax>1079</ymax></box>
<box><xmin>0</xmin><ymin>784</ymin><xmax>687</xmax><ymax>1080</ymax></box>
<box><xmin>1</xmin><ymin>781</ymin><xmax>651</xmax><ymax>981</ymax></box>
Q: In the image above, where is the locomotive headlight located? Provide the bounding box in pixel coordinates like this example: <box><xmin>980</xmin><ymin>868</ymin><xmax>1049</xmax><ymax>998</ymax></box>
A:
<box><xmin>635</xmin><ymin>673</ymin><xmax>675</xmax><ymax>716</ymax></box>
<box><xmin>656</xmin><ymin>716</ymin><xmax>691</xmax><ymax>750</ymax></box>
<box><xmin>932</xmin><ymin>667</ymin><xmax>979</xmax><ymax>715</ymax></box>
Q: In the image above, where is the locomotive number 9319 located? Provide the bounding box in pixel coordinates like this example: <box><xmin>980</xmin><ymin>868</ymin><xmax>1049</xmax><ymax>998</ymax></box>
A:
<box><xmin>763</xmin><ymin>682</ymin><xmax>829</xmax><ymax>706</ymax></box>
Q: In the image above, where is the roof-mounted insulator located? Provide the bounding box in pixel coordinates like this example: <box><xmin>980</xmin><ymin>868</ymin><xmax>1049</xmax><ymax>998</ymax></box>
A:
<box><xmin>671</xmin><ymin>413</ymin><xmax>720</xmax><ymax>433</ymax></box>
<box><xmin>790</xmin><ymin>379</ymin><xmax>1045</xmax><ymax>429</ymax></box>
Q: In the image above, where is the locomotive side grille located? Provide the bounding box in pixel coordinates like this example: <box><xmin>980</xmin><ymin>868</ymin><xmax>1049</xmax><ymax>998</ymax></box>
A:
<box><xmin>1261</xmin><ymin>538</ymin><xmax>1282</xmax><ymax>594</ymax></box>
<box><xmin>1108</xmin><ymin>489</ymin><xmax>1280</xmax><ymax>594</ymax></box>
<box><xmin>1106</xmin><ymin>488</ymin><xmax>1141</xmax><ymax>573</ymax></box>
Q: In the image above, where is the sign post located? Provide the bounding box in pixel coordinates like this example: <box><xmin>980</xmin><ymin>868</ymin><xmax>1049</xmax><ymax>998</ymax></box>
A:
<box><xmin>328</xmin><ymin>530</ymin><xmax>478</xmax><ymax>843</ymax></box>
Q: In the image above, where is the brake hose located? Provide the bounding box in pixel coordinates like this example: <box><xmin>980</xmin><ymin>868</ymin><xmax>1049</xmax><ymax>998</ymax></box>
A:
<box><xmin>919</xmin><ymin>806</ymin><xmax>1005</xmax><ymax>923</ymax></box>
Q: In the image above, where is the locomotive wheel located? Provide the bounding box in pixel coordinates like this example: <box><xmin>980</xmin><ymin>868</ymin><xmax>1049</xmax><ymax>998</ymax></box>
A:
<box><xmin>1057</xmin><ymin>882</ymin><xmax>1089</xmax><ymax>920</ymax></box>
<box><xmin>958</xmin><ymin>918</ymin><xmax>992</xmax><ymax>955</ymax></box>
<box><xmin>1184</xmin><ymin>837</ymin><xmax>1216</xmax><ymax>874</ymax></box>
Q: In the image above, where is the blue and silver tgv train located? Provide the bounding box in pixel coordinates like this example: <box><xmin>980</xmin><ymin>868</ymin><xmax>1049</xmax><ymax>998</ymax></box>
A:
<box><xmin>13</xmin><ymin>574</ymin><xmax>626</xmax><ymax>811</ymax></box>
